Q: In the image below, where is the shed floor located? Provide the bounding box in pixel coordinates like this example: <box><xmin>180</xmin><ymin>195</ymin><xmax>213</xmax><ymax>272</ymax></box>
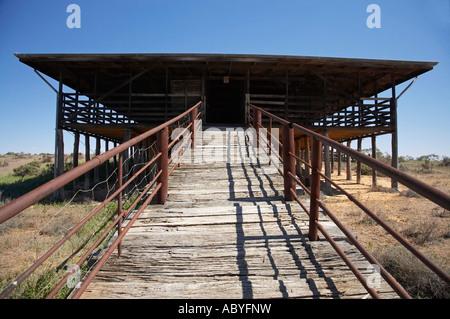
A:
<box><xmin>80</xmin><ymin>128</ymin><xmax>398</xmax><ymax>299</ymax></box>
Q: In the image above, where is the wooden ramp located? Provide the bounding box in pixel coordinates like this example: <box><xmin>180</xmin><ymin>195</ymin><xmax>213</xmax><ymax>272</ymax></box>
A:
<box><xmin>81</xmin><ymin>128</ymin><xmax>398</xmax><ymax>299</ymax></box>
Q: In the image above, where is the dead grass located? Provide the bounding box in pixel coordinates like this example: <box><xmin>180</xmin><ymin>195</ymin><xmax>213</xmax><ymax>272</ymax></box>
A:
<box><xmin>0</xmin><ymin>199</ymin><xmax>117</xmax><ymax>298</ymax></box>
<box><xmin>323</xmin><ymin>165</ymin><xmax>450</xmax><ymax>298</ymax></box>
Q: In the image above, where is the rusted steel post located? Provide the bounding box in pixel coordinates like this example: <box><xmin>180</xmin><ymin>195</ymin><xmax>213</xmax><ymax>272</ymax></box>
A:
<box><xmin>117</xmin><ymin>152</ymin><xmax>123</xmax><ymax>256</ymax></box>
<box><xmin>309</xmin><ymin>137</ymin><xmax>322</xmax><ymax>241</ymax></box>
<box><xmin>190</xmin><ymin>106</ymin><xmax>198</xmax><ymax>149</ymax></box>
<box><xmin>282</xmin><ymin>124</ymin><xmax>296</xmax><ymax>201</ymax></box>
<box><xmin>157</xmin><ymin>126</ymin><xmax>169</xmax><ymax>204</ymax></box>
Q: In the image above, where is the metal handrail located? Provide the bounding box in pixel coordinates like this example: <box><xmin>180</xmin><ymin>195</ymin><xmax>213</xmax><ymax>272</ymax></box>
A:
<box><xmin>251</xmin><ymin>104</ymin><xmax>450</xmax><ymax>210</ymax></box>
<box><xmin>249</xmin><ymin>103</ymin><xmax>450</xmax><ymax>298</ymax></box>
<box><xmin>0</xmin><ymin>101</ymin><xmax>202</xmax><ymax>225</ymax></box>
<box><xmin>0</xmin><ymin>101</ymin><xmax>202</xmax><ymax>299</ymax></box>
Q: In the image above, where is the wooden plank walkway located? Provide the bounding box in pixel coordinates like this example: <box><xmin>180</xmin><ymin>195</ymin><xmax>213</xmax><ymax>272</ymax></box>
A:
<box><xmin>81</xmin><ymin>127</ymin><xmax>398</xmax><ymax>299</ymax></box>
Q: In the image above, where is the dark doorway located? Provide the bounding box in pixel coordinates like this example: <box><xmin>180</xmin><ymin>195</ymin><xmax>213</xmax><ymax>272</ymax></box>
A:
<box><xmin>206</xmin><ymin>79</ymin><xmax>245</xmax><ymax>125</ymax></box>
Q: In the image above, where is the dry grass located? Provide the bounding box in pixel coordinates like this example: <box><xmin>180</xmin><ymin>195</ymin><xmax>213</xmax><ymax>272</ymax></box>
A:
<box><xmin>323</xmin><ymin>164</ymin><xmax>450</xmax><ymax>298</ymax></box>
<box><xmin>0</xmin><ymin>200</ymin><xmax>116</xmax><ymax>298</ymax></box>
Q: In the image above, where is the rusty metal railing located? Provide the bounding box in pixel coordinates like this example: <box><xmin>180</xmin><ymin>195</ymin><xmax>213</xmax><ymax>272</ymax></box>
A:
<box><xmin>0</xmin><ymin>101</ymin><xmax>202</xmax><ymax>299</ymax></box>
<box><xmin>248</xmin><ymin>103</ymin><xmax>450</xmax><ymax>299</ymax></box>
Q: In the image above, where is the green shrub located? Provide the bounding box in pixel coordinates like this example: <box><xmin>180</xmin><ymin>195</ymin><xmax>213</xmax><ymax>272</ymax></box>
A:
<box><xmin>441</xmin><ymin>156</ymin><xmax>450</xmax><ymax>167</ymax></box>
<box><xmin>360</xmin><ymin>163</ymin><xmax>372</xmax><ymax>175</ymax></box>
<box><xmin>12</xmin><ymin>161</ymin><xmax>41</xmax><ymax>178</ymax></box>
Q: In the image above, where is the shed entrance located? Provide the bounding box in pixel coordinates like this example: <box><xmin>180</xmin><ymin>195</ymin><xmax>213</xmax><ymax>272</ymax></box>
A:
<box><xmin>206</xmin><ymin>79</ymin><xmax>245</xmax><ymax>125</ymax></box>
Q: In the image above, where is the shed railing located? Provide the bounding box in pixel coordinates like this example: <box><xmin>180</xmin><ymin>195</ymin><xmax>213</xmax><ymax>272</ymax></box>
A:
<box><xmin>248</xmin><ymin>103</ymin><xmax>450</xmax><ymax>299</ymax></box>
<box><xmin>0</xmin><ymin>101</ymin><xmax>202</xmax><ymax>299</ymax></box>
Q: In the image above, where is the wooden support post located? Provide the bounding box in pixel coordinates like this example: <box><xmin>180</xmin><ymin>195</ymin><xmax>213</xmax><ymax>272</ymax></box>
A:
<box><xmin>54</xmin><ymin>74</ymin><xmax>64</xmax><ymax>200</ymax></box>
<box><xmin>117</xmin><ymin>152</ymin><xmax>123</xmax><ymax>257</ymax></box>
<box><xmin>330</xmin><ymin>147</ymin><xmax>334</xmax><ymax>174</ymax></box>
<box><xmin>282</xmin><ymin>124</ymin><xmax>295</xmax><ymax>201</ymax></box>
<box><xmin>157</xmin><ymin>127</ymin><xmax>169</xmax><ymax>204</ymax></box>
<box><xmin>356</xmin><ymin>138</ymin><xmax>362</xmax><ymax>184</ymax></box>
<box><xmin>371</xmin><ymin>135</ymin><xmax>377</xmax><ymax>187</ymax></box>
<box><xmin>323</xmin><ymin>130</ymin><xmax>332</xmax><ymax>195</ymax></box>
<box><xmin>391</xmin><ymin>73</ymin><xmax>399</xmax><ymax>190</ymax></box>
<box><xmin>84</xmin><ymin>135</ymin><xmax>91</xmax><ymax>189</ymax></box>
<box><xmin>346</xmin><ymin>140</ymin><xmax>352</xmax><ymax>180</ymax></box>
<box><xmin>309</xmin><ymin>137</ymin><xmax>322</xmax><ymax>241</ymax></box>
<box><xmin>55</xmin><ymin>129</ymin><xmax>64</xmax><ymax>200</ymax></box>
<box><xmin>337</xmin><ymin>150</ymin><xmax>342</xmax><ymax>176</ymax></box>
<box><xmin>123</xmin><ymin>129</ymin><xmax>131</xmax><ymax>189</ymax></box>
<box><xmin>94</xmin><ymin>137</ymin><xmax>101</xmax><ymax>186</ymax></box>
<box><xmin>73</xmin><ymin>132</ymin><xmax>80</xmax><ymax>190</ymax></box>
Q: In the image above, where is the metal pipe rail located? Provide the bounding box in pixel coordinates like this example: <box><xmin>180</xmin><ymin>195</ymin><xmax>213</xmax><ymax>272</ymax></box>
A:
<box><xmin>249</xmin><ymin>103</ymin><xmax>450</xmax><ymax>299</ymax></box>
<box><xmin>0</xmin><ymin>101</ymin><xmax>202</xmax><ymax>299</ymax></box>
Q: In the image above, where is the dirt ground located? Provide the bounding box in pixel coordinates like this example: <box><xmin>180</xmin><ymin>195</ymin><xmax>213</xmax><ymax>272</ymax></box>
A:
<box><xmin>0</xmin><ymin>154</ymin><xmax>39</xmax><ymax>176</ymax></box>
<box><xmin>322</xmin><ymin>166</ymin><xmax>450</xmax><ymax>268</ymax></box>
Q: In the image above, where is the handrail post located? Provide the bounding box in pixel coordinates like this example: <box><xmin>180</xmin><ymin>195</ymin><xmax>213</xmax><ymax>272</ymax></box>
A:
<box><xmin>282</xmin><ymin>123</ymin><xmax>296</xmax><ymax>201</ymax></box>
<box><xmin>309</xmin><ymin>137</ymin><xmax>322</xmax><ymax>241</ymax></box>
<box><xmin>117</xmin><ymin>152</ymin><xmax>123</xmax><ymax>256</ymax></box>
<box><xmin>190</xmin><ymin>106</ymin><xmax>198</xmax><ymax>149</ymax></box>
<box><xmin>157</xmin><ymin>126</ymin><xmax>169</xmax><ymax>204</ymax></box>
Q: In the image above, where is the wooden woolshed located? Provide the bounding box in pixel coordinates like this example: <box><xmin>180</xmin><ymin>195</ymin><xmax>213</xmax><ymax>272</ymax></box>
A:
<box><xmin>15</xmin><ymin>53</ymin><xmax>437</xmax><ymax>189</ymax></box>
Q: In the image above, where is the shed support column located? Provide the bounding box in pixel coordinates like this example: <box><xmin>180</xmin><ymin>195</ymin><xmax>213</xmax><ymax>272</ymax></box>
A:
<box><xmin>391</xmin><ymin>74</ymin><xmax>399</xmax><ymax>190</ymax></box>
<box><xmin>371</xmin><ymin>135</ymin><xmax>377</xmax><ymax>187</ymax></box>
<box><xmin>54</xmin><ymin>74</ymin><xmax>64</xmax><ymax>200</ymax></box>
<box><xmin>54</xmin><ymin>129</ymin><xmax>64</xmax><ymax>199</ymax></box>
<box><xmin>346</xmin><ymin>140</ymin><xmax>352</xmax><ymax>180</ymax></box>
<box><xmin>337</xmin><ymin>150</ymin><xmax>342</xmax><ymax>176</ymax></box>
<box><xmin>73</xmin><ymin>132</ymin><xmax>80</xmax><ymax>190</ymax></box>
<box><xmin>356</xmin><ymin>138</ymin><xmax>362</xmax><ymax>184</ymax></box>
<box><xmin>123</xmin><ymin>129</ymin><xmax>132</xmax><ymax>184</ymax></box>
<box><xmin>84</xmin><ymin>135</ymin><xmax>91</xmax><ymax>189</ymax></box>
<box><xmin>330</xmin><ymin>147</ymin><xmax>334</xmax><ymax>174</ymax></box>
<box><xmin>323</xmin><ymin>130</ymin><xmax>332</xmax><ymax>195</ymax></box>
<box><xmin>94</xmin><ymin>137</ymin><xmax>101</xmax><ymax>186</ymax></box>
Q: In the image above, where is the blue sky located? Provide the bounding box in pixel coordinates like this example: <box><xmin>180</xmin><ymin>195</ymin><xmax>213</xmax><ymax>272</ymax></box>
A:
<box><xmin>0</xmin><ymin>0</ymin><xmax>449</xmax><ymax>157</ymax></box>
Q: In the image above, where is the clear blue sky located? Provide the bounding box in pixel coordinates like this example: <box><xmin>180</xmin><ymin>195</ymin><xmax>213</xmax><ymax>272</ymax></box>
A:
<box><xmin>0</xmin><ymin>0</ymin><xmax>449</xmax><ymax>157</ymax></box>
